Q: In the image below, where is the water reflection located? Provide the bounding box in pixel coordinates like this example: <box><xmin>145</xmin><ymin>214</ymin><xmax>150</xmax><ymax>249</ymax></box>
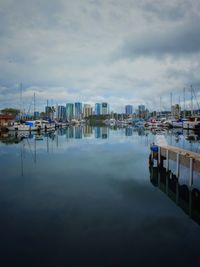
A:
<box><xmin>149</xmin><ymin>165</ymin><xmax>200</xmax><ymax>225</ymax></box>
<box><xmin>1</xmin><ymin>126</ymin><xmax>200</xmax><ymax>154</ymax></box>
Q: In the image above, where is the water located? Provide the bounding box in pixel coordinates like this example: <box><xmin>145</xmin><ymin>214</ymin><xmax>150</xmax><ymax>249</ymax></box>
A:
<box><xmin>0</xmin><ymin>126</ymin><xmax>200</xmax><ymax>267</ymax></box>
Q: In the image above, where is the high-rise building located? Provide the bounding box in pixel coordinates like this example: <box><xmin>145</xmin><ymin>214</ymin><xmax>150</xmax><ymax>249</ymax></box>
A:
<box><xmin>138</xmin><ymin>105</ymin><xmax>145</xmax><ymax>113</ymax></box>
<box><xmin>95</xmin><ymin>103</ymin><xmax>101</xmax><ymax>115</ymax></box>
<box><xmin>57</xmin><ymin>105</ymin><xmax>66</xmax><ymax>121</ymax></box>
<box><xmin>125</xmin><ymin>105</ymin><xmax>133</xmax><ymax>115</ymax></box>
<box><xmin>34</xmin><ymin>111</ymin><xmax>40</xmax><ymax>119</ymax></box>
<box><xmin>74</xmin><ymin>102</ymin><xmax>82</xmax><ymax>120</ymax></box>
<box><xmin>101</xmin><ymin>102</ymin><xmax>109</xmax><ymax>115</ymax></box>
<box><xmin>66</xmin><ymin>103</ymin><xmax>74</xmax><ymax>121</ymax></box>
<box><xmin>45</xmin><ymin>106</ymin><xmax>55</xmax><ymax>120</ymax></box>
<box><xmin>83</xmin><ymin>104</ymin><xmax>93</xmax><ymax>118</ymax></box>
<box><xmin>171</xmin><ymin>104</ymin><xmax>181</xmax><ymax>118</ymax></box>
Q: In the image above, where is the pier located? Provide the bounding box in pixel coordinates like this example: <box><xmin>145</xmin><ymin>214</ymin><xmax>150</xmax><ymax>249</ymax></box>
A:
<box><xmin>150</xmin><ymin>135</ymin><xmax>200</xmax><ymax>186</ymax></box>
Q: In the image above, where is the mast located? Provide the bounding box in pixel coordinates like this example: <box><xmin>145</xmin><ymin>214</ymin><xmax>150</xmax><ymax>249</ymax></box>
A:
<box><xmin>34</xmin><ymin>92</ymin><xmax>36</xmax><ymax>120</ymax></box>
<box><xmin>20</xmin><ymin>82</ymin><xmax>23</xmax><ymax>119</ymax></box>
<box><xmin>170</xmin><ymin>92</ymin><xmax>173</xmax><ymax>116</ymax></box>
<box><xmin>191</xmin><ymin>85</ymin><xmax>193</xmax><ymax>116</ymax></box>
<box><xmin>183</xmin><ymin>88</ymin><xmax>186</xmax><ymax>118</ymax></box>
<box><xmin>159</xmin><ymin>96</ymin><xmax>161</xmax><ymax>118</ymax></box>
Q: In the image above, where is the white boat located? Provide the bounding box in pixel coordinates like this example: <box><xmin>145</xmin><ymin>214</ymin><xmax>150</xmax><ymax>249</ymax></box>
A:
<box><xmin>183</xmin><ymin>116</ymin><xmax>200</xmax><ymax>130</ymax></box>
<box><xmin>7</xmin><ymin>120</ymin><xmax>55</xmax><ymax>131</ymax></box>
<box><xmin>145</xmin><ymin>119</ymin><xmax>164</xmax><ymax>128</ymax></box>
<box><xmin>164</xmin><ymin>118</ymin><xmax>188</xmax><ymax>128</ymax></box>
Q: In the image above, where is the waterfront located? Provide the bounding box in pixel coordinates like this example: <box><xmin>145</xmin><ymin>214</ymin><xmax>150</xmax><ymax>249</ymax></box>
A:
<box><xmin>0</xmin><ymin>126</ymin><xmax>200</xmax><ymax>266</ymax></box>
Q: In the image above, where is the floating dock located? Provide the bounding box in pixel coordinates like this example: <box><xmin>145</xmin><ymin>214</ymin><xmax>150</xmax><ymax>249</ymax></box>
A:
<box><xmin>150</xmin><ymin>135</ymin><xmax>200</xmax><ymax>186</ymax></box>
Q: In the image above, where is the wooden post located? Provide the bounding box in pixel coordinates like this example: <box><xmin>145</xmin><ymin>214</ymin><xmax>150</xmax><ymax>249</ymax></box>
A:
<box><xmin>176</xmin><ymin>153</ymin><xmax>180</xmax><ymax>178</ymax></box>
<box><xmin>151</xmin><ymin>151</ymin><xmax>154</xmax><ymax>165</ymax></box>
<box><xmin>189</xmin><ymin>157</ymin><xmax>193</xmax><ymax>187</ymax></box>
<box><xmin>166</xmin><ymin>173</ymin><xmax>169</xmax><ymax>195</ymax></box>
<box><xmin>176</xmin><ymin>180</ymin><xmax>179</xmax><ymax>205</ymax></box>
<box><xmin>166</xmin><ymin>150</ymin><xmax>169</xmax><ymax>171</ymax></box>
<box><xmin>158</xmin><ymin>146</ymin><xmax>161</xmax><ymax>166</ymax></box>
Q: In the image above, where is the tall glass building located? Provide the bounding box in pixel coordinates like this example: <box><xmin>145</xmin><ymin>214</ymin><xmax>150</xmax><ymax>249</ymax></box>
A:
<box><xmin>95</xmin><ymin>103</ymin><xmax>101</xmax><ymax>115</ymax></box>
<box><xmin>57</xmin><ymin>105</ymin><xmax>66</xmax><ymax>121</ymax></box>
<box><xmin>125</xmin><ymin>105</ymin><xmax>133</xmax><ymax>115</ymax></box>
<box><xmin>74</xmin><ymin>102</ymin><xmax>82</xmax><ymax>120</ymax></box>
<box><xmin>138</xmin><ymin>105</ymin><xmax>145</xmax><ymax>112</ymax></box>
<box><xmin>66</xmin><ymin>103</ymin><xmax>74</xmax><ymax>121</ymax></box>
<box><xmin>101</xmin><ymin>103</ymin><xmax>109</xmax><ymax>115</ymax></box>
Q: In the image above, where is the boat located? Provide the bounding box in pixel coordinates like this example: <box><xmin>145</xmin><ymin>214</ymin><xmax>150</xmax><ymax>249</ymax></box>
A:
<box><xmin>7</xmin><ymin>120</ymin><xmax>55</xmax><ymax>131</ymax></box>
<box><xmin>183</xmin><ymin>116</ymin><xmax>200</xmax><ymax>130</ymax></box>
<box><xmin>164</xmin><ymin>118</ymin><xmax>188</xmax><ymax>128</ymax></box>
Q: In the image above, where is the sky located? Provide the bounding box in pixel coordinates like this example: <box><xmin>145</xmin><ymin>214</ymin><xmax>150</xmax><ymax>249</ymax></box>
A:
<box><xmin>0</xmin><ymin>0</ymin><xmax>200</xmax><ymax>113</ymax></box>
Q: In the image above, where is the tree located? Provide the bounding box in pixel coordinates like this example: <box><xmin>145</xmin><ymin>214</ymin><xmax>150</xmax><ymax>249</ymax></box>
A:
<box><xmin>1</xmin><ymin>108</ymin><xmax>20</xmax><ymax>116</ymax></box>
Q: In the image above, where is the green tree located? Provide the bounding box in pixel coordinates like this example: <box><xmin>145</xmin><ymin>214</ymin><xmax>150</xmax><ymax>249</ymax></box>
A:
<box><xmin>1</xmin><ymin>108</ymin><xmax>20</xmax><ymax>115</ymax></box>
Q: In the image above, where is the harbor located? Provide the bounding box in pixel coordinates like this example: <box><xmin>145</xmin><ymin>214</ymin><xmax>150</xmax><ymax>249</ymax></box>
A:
<box><xmin>0</xmin><ymin>126</ymin><xmax>200</xmax><ymax>266</ymax></box>
<box><xmin>1</xmin><ymin>0</ymin><xmax>200</xmax><ymax>266</ymax></box>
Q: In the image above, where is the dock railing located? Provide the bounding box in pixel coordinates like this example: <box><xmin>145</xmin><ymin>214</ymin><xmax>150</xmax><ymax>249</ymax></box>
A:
<box><xmin>149</xmin><ymin>135</ymin><xmax>200</xmax><ymax>187</ymax></box>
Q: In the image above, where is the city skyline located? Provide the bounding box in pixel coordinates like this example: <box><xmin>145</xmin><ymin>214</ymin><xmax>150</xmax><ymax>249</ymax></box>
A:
<box><xmin>0</xmin><ymin>0</ymin><xmax>200</xmax><ymax>112</ymax></box>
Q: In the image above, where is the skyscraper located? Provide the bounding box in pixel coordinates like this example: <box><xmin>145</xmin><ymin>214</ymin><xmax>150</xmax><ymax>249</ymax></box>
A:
<box><xmin>138</xmin><ymin>105</ymin><xmax>145</xmax><ymax>113</ymax></box>
<box><xmin>66</xmin><ymin>103</ymin><xmax>74</xmax><ymax>121</ymax></box>
<box><xmin>83</xmin><ymin>104</ymin><xmax>93</xmax><ymax>118</ymax></box>
<box><xmin>57</xmin><ymin>105</ymin><xmax>66</xmax><ymax>121</ymax></box>
<box><xmin>74</xmin><ymin>102</ymin><xmax>82</xmax><ymax>120</ymax></box>
<box><xmin>125</xmin><ymin>105</ymin><xmax>133</xmax><ymax>115</ymax></box>
<box><xmin>95</xmin><ymin>103</ymin><xmax>101</xmax><ymax>115</ymax></box>
<box><xmin>101</xmin><ymin>102</ymin><xmax>109</xmax><ymax>115</ymax></box>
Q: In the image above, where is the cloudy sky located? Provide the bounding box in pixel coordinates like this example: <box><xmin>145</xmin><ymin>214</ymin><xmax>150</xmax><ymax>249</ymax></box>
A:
<box><xmin>0</xmin><ymin>0</ymin><xmax>200</xmax><ymax>112</ymax></box>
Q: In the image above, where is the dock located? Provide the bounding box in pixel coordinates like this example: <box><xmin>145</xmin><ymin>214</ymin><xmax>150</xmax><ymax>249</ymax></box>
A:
<box><xmin>150</xmin><ymin>135</ymin><xmax>200</xmax><ymax>187</ymax></box>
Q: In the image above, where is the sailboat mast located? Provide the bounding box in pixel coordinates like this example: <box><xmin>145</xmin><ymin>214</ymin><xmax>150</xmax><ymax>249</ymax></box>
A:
<box><xmin>191</xmin><ymin>85</ymin><xmax>193</xmax><ymax>116</ymax></box>
<box><xmin>183</xmin><ymin>88</ymin><xmax>186</xmax><ymax>118</ymax></box>
<box><xmin>170</xmin><ymin>92</ymin><xmax>172</xmax><ymax>116</ymax></box>
<box><xmin>20</xmin><ymin>82</ymin><xmax>23</xmax><ymax>119</ymax></box>
<box><xmin>34</xmin><ymin>92</ymin><xmax>36</xmax><ymax>120</ymax></box>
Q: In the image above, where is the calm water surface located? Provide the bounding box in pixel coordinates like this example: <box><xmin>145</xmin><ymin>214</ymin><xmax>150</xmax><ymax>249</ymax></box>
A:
<box><xmin>0</xmin><ymin>126</ymin><xmax>200</xmax><ymax>266</ymax></box>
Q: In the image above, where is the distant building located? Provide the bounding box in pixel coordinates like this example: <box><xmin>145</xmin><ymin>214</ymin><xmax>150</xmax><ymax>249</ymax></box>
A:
<box><xmin>138</xmin><ymin>105</ymin><xmax>146</xmax><ymax>119</ymax></box>
<box><xmin>45</xmin><ymin>106</ymin><xmax>55</xmax><ymax>120</ymax></box>
<box><xmin>83</xmin><ymin>104</ymin><xmax>93</xmax><ymax>118</ymax></box>
<box><xmin>74</xmin><ymin>102</ymin><xmax>82</xmax><ymax>120</ymax></box>
<box><xmin>57</xmin><ymin>105</ymin><xmax>66</xmax><ymax>121</ymax></box>
<box><xmin>138</xmin><ymin>105</ymin><xmax>145</xmax><ymax>113</ymax></box>
<box><xmin>125</xmin><ymin>105</ymin><xmax>133</xmax><ymax>115</ymax></box>
<box><xmin>171</xmin><ymin>104</ymin><xmax>181</xmax><ymax>118</ymax></box>
<box><xmin>101</xmin><ymin>102</ymin><xmax>109</xmax><ymax>115</ymax></box>
<box><xmin>34</xmin><ymin>111</ymin><xmax>40</xmax><ymax>119</ymax></box>
<box><xmin>95</xmin><ymin>103</ymin><xmax>101</xmax><ymax>115</ymax></box>
<box><xmin>66</xmin><ymin>103</ymin><xmax>74</xmax><ymax>121</ymax></box>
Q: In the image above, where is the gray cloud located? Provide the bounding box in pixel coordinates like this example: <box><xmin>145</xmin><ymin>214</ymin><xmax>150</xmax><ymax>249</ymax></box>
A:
<box><xmin>117</xmin><ymin>18</ymin><xmax>200</xmax><ymax>60</ymax></box>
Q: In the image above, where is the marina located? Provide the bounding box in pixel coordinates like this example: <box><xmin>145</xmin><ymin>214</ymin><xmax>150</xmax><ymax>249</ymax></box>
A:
<box><xmin>1</xmin><ymin>0</ymin><xmax>200</xmax><ymax>265</ymax></box>
<box><xmin>0</xmin><ymin>126</ymin><xmax>200</xmax><ymax>266</ymax></box>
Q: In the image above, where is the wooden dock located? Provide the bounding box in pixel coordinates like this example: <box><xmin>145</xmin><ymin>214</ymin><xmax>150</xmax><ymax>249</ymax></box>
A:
<box><xmin>150</xmin><ymin>135</ymin><xmax>200</xmax><ymax>186</ymax></box>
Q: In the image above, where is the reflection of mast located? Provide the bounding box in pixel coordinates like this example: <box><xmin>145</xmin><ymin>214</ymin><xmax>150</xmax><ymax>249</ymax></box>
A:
<box><xmin>20</xmin><ymin>139</ymin><xmax>24</xmax><ymax>176</ymax></box>
<box><xmin>47</xmin><ymin>134</ymin><xmax>49</xmax><ymax>153</ymax></box>
<box><xmin>34</xmin><ymin>138</ymin><xmax>36</xmax><ymax>163</ymax></box>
